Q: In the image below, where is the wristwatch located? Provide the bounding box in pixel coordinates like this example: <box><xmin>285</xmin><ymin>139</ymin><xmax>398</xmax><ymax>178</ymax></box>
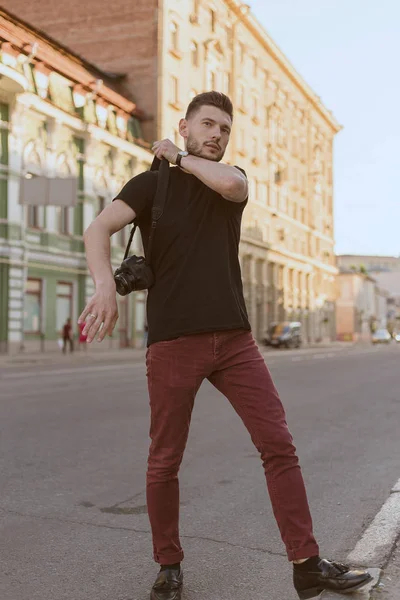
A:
<box><xmin>175</xmin><ymin>150</ymin><xmax>189</xmax><ymax>168</ymax></box>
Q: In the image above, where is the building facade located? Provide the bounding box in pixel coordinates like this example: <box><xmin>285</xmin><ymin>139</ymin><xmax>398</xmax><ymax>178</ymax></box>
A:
<box><xmin>336</xmin><ymin>272</ymin><xmax>389</xmax><ymax>341</ymax></box>
<box><xmin>337</xmin><ymin>255</ymin><xmax>400</xmax><ymax>274</ymax></box>
<box><xmin>3</xmin><ymin>0</ymin><xmax>341</xmax><ymax>343</ymax></box>
<box><xmin>0</xmin><ymin>10</ymin><xmax>153</xmax><ymax>353</ymax></box>
<box><xmin>337</xmin><ymin>255</ymin><xmax>400</xmax><ymax>336</ymax></box>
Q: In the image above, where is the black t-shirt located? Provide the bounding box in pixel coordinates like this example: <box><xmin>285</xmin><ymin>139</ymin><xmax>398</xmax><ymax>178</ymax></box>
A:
<box><xmin>114</xmin><ymin>166</ymin><xmax>251</xmax><ymax>346</ymax></box>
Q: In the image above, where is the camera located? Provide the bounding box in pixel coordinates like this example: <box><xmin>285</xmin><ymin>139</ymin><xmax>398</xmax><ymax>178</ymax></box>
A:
<box><xmin>114</xmin><ymin>255</ymin><xmax>154</xmax><ymax>296</ymax></box>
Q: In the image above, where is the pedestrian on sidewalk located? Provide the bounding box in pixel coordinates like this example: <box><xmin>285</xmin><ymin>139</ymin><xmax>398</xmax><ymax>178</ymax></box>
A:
<box><xmin>78</xmin><ymin>92</ymin><xmax>372</xmax><ymax>600</ymax></box>
<box><xmin>78</xmin><ymin>321</ymin><xmax>88</xmax><ymax>350</ymax></box>
<box><xmin>62</xmin><ymin>318</ymin><xmax>74</xmax><ymax>354</ymax></box>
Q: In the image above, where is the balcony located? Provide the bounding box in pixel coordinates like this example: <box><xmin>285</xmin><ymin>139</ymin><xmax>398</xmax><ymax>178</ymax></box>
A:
<box><xmin>0</xmin><ymin>62</ymin><xmax>28</xmax><ymax>94</ymax></box>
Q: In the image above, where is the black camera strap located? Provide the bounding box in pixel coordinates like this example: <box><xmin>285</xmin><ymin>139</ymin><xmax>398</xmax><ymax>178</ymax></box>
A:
<box><xmin>122</xmin><ymin>157</ymin><xmax>170</xmax><ymax>264</ymax></box>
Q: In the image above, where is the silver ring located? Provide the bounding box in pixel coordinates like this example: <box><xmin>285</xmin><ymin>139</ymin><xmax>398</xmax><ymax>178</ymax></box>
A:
<box><xmin>88</xmin><ymin>313</ymin><xmax>97</xmax><ymax>319</ymax></box>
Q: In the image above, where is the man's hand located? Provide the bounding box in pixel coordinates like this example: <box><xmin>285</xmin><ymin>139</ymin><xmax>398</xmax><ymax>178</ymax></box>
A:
<box><xmin>78</xmin><ymin>281</ymin><xmax>119</xmax><ymax>343</ymax></box>
<box><xmin>152</xmin><ymin>139</ymin><xmax>182</xmax><ymax>164</ymax></box>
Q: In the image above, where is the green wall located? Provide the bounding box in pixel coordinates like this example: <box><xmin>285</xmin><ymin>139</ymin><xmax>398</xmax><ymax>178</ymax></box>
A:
<box><xmin>0</xmin><ymin>103</ymin><xmax>9</xmax><ymax>351</ymax></box>
<box><xmin>0</xmin><ymin>262</ymin><xmax>9</xmax><ymax>352</ymax></box>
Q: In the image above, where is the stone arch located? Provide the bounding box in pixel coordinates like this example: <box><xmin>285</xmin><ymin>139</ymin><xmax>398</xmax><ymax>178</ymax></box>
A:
<box><xmin>56</xmin><ymin>151</ymin><xmax>77</xmax><ymax>176</ymax></box>
<box><xmin>23</xmin><ymin>140</ymin><xmax>43</xmax><ymax>174</ymax></box>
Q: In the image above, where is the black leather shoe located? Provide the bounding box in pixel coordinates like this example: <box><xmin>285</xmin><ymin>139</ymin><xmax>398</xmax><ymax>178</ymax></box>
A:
<box><xmin>150</xmin><ymin>567</ymin><xmax>183</xmax><ymax>600</ymax></box>
<box><xmin>293</xmin><ymin>558</ymin><xmax>372</xmax><ymax>599</ymax></box>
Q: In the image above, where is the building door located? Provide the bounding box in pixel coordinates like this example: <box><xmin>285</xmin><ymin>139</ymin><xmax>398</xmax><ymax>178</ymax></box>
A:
<box><xmin>56</xmin><ymin>282</ymin><xmax>73</xmax><ymax>336</ymax></box>
<box><xmin>24</xmin><ymin>278</ymin><xmax>42</xmax><ymax>335</ymax></box>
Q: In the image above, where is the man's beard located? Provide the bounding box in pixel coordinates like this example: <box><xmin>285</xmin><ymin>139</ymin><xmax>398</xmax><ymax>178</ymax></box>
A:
<box><xmin>186</xmin><ymin>135</ymin><xmax>224</xmax><ymax>162</ymax></box>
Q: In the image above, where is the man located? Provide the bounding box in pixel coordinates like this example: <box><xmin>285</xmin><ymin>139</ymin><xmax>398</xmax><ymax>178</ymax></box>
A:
<box><xmin>79</xmin><ymin>92</ymin><xmax>372</xmax><ymax>600</ymax></box>
<box><xmin>62</xmin><ymin>317</ymin><xmax>74</xmax><ymax>354</ymax></box>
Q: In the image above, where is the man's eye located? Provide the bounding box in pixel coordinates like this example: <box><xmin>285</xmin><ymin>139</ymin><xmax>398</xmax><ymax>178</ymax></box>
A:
<box><xmin>204</xmin><ymin>122</ymin><xmax>211</xmax><ymax>126</ymax></box>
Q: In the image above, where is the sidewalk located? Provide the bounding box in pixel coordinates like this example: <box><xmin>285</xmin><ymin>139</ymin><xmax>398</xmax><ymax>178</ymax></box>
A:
<box><xmin>0</xmin><ymin>339</ymin><xmax>357</xmax><ymax>371</ymax></box>
<box><xmin>371</xmin><ymin>540</ymin><xmax>400</xmax><ymax>599</ymax></box>
<box><xmin>0</xmin><ymin>343</ymin><xmax>146</xmax><ymax>370</ymax></box>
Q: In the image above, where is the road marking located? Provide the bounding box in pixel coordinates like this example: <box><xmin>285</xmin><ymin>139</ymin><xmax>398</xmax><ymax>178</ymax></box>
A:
<box><xmin>312</xmin><ymin>352</ymin><xmax>335</xmax><ymax>359</ymax></box>
<box><xmin>1</xmin><ymin>361</ymin><xmax>144</xmax><ymax>380</ymax></box>
<box><xmin>347</xmin><ymin>477</ymin><xmax>400</xmax><ymax>567</ymax></box>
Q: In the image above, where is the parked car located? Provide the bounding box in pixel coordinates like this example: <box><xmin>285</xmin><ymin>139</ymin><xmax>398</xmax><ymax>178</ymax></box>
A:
<box><xmin>263</xmin><ymin>322</ymin><xmax>302</xmax><ymax>349</ymax></box>
<box><xmin>371</xmin><ymin>329</ymin><xmax>392</xmax><ymax>345</ymax></box>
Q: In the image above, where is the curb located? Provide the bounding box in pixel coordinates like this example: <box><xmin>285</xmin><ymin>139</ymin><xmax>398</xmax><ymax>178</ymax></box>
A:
<box><xmin>347</xmin><ymin>480</ymin><xmax>400</xmax><ymax>566</ymax></box>
<box><xmin>320</xmin><ymin>478</ymin><xmax>400</xmax><ymax>598</ymax></box>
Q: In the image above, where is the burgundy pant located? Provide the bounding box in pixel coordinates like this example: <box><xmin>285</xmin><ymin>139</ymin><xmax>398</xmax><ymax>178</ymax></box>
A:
<box><xmin>145</xmin><ymin>329</ymin><xmax>319</xmax><ymax>564</ymax></box>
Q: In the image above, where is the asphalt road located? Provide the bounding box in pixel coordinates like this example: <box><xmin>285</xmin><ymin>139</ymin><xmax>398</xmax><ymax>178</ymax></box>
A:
<box><xmin>1</xmin><ymin>343</ymin><xmax>399</xmax><ymax>600</ymax></box>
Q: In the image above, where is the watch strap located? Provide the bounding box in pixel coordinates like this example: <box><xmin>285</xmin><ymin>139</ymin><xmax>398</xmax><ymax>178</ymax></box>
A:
<box><xmin>176</xmin><ymin>151</ymin><xmax>188</xmax><ymax>168</ymax></box>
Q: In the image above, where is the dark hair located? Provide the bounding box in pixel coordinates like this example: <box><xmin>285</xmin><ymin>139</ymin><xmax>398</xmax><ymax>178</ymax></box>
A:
<box><xmin>185</xmin><ymin>91</ymin><xmax>234</xmax><ymax>122</ymax></box>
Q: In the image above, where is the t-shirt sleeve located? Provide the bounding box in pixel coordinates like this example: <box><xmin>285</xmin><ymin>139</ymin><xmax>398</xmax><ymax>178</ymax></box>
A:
<box><xmin>113</xmin><ymin>170</ymin><xmax>158</xmax><ymax>221</ymax></box>
<box><xmin>234</xmin><ymin>165</ymin><xmax>248</xmax><ymax>206</ymax></box>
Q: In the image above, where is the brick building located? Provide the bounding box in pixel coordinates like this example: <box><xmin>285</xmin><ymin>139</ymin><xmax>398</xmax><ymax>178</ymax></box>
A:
<box><xmin>3</xmin><ymin>0</ymin><xmax>341</xmax><ymax>342</ymax></box>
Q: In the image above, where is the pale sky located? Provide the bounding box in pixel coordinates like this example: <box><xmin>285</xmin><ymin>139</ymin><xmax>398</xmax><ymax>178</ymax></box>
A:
<box><xmin>249</xmin><ymin>0</ymin><xmax>400</xmax><ymax>257</ymax></box>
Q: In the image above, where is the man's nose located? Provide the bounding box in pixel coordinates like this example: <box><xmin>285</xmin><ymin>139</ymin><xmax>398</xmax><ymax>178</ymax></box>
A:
<box><xmin>212</xmin><ymin>128</ymin><xmax>222</xmax><ymax>140</ymax></box>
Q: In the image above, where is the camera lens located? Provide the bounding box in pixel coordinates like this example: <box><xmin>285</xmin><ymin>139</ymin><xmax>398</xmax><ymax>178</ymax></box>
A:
<box><xmin>115</xmin><ymin>273</ymin><xmax>131</xmax><ymax>296</ymax></box>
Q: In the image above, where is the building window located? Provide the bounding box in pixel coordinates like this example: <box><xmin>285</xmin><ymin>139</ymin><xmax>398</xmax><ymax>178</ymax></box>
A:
<box><xmin>170</xmin><ymin>75</ymin><xmax>179</xmax><ymax>105</ymax></box>
<box><xmin>58</xmin><ymin>206</ymin><xmax>71</xmax><ymax>235</ymax></box>
<box><xmin>269</xmin><ymin>184</ymin><xmax>277</xmax><ymax>208</ymax></box>
<box><xmin>190</xmin><ymin>41</ymin><xmax>199</xmax><ymax>67</ymax></box>
<box><xmin>238</xmin><ymin>128</ymin><xmax>246</xmax><ymax>155</ymax></box>
<box><xmin>278</xmin><ymin>120</ymin><xmax>287</xmax><ymax>147</ymax></box>
<box><xmin>300</xmin><ymin>137</ymin><xmax>307</xmax><ymax>161</ymax></box>
<box><xmin>223</xmin><ymin>72</ymin><xmax>231</xmax><ymax>94</ymax></box>
<box><xmin>269</xmin><ymin>117</ymin><xmax>277</xmax><ymax>145</ymax></box>
<box><xmin>301</xmin><ymin>207</ymin><xmax>306</xmax><ymax>224</ymax></box>
<box><xmin>27</xmin><ymin>205</ymin><xmax>45</xmax><ymax>229</ymax></box>
<box><xmin>97</xmin><ymin>196</ymin><xmax>106</xmax><ymax>216</ymax></box>
<box><xmin>206</xmin><ymin>68</ymin><xmax>217</xmax><ymax>90</ymax></box>
<box><xmin>238</xmin><ymin>82</ymin><xmax>246</xmax><ymax>111</ymax></box>
<box><xmin>119</xmin><ymin>226</ymin><xmax>127</xmax><ymax>248</ymax></box>
<box><xmin>252</xmin><ymin>95</ymin><xmax>258</xmax><ymax>121</ymax></box>
<box><xmin>210</xmin><ymin>9</ymin><xmax>216</xmax><ymax>32</ymax></box>
<box><xmin>24</xmin><ymin>278</ymin><xmax>42</xmax><ymax>333</ymax></box>
<box><xmin>274</xmin><ymin>169</ymin><xmax>284</xmax><ymax>185</ymax></box>
<box><xmin>279</xmin><ymin>188</ymin><xmax>287</xmax><ymax>212</ymax></box>
<box><xmin>265</xmin><ymin>106</ymin><xmax>269</xmax><ymax>127</ymax></box>
<box><xmin>189</xmin><ymin>88</ymin><xmax>198</xmax><ymax>101</ymax></box>
<box><xmin>169</xmin><ymin>22</ymin><xmax>179</xmax><ymax>50</ymax></box>
<box><xmin>259</xmin><ymin>182</ymin><xmax>267</xmax><ymax>205</ymax></box>
<box><xmin>252</xmin><ymin>137</ymin><xmax>258</xmax><ymax>161</ymax></box>
<box><xmin>239</xmin><ymin>42</ymin><xmax>245</xmax><ymax>64</ymax></box>
<box><xmin>249</xmin><ymin>177</ymin><xmax>257</xmax><ymax>201</ymax></box>
<box><xmin>292</xmin><ymin>131</ymin><xmax>299</xmax><ymax>156</ymax></box>
<box><xmin>252</xmin><ymin>56</ymin><xmax>258</xmax><ymax>78</ymax></box>
<box><xmin>56</xmin><ymin>282</ymin><xmax>73</xmax><ymax>333</ymax></box>
<box><xmin>262</xmin><ymin>145</ymin><xmax>268</xmax><ymax>165</ymax></box>
<box><xmin>301</xmin><ymin>172</ymin><xmax>307</xmax><ymax>193</ymax></box>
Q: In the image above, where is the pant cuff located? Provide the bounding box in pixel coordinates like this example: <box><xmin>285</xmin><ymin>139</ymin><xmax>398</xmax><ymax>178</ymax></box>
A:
<box><xmin>154</xmin><ymin>549</ymin><xmax>184</xmax><ymax>565</ymax></box>
<box><xmin>287</xmin><ymin>543</ymin><xmax>320</xmax><ymax>562</ymax></box>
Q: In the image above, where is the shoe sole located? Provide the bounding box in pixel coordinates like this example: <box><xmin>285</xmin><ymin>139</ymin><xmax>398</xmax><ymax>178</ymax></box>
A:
<box><xmin>297</xmin><ymin>574</ymin><xmax>373</xmax><ymax>599</ymax></box>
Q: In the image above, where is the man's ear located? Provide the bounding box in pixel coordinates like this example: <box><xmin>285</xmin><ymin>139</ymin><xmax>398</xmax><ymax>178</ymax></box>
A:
<box><xmin>179</xmin><ymin>118</ymin><xmax>188</xmax><ymax>139</ymax></box>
